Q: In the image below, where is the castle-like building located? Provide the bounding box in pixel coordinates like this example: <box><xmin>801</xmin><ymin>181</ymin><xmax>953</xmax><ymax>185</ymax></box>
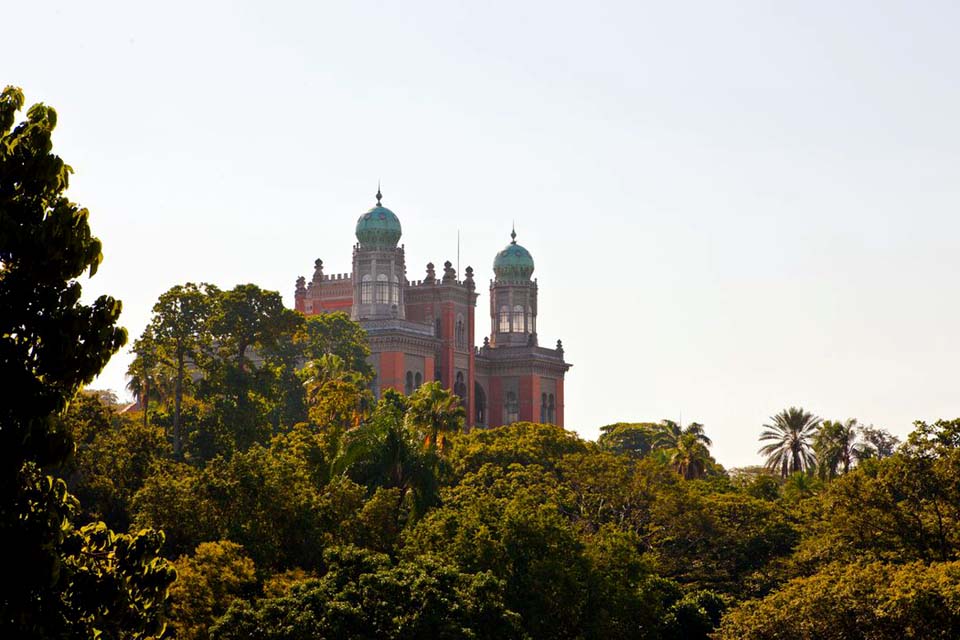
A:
<box><xmin>294</xmin><ymin>190</ymin><xmax>570</xmax><ymax>429</ymax></box>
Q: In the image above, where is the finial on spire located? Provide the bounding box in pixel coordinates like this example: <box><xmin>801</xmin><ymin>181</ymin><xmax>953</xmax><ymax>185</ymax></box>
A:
<box><xmin>376</xmin><ymin>181</ymin><xmax>382</xmax><ymax>206</ymax></box>
<box><xmin>510</xmin><ymin>222</ymin><xmax>517</xmax><ymax>244</ymax></box>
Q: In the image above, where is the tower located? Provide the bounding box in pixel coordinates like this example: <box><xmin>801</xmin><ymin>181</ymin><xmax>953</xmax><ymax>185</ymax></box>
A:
<box><xmin>489</xmin><ymin>227</ymin><xmax>537</xmax><ymax>347</ymax></box>
<box><xmin>293</xmin><ymin>190</ymin><xmax>569</xmax><ymax>430</ymax></box>
<box><xmin>352</xmin><ymin>188</ymin><xmax>406</xmax><ymax>320</ymax></box>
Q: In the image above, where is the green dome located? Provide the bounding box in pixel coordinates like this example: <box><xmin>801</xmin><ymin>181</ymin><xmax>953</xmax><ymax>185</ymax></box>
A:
<box><xmin>493</xmin><ymin>229</ymin><xmax>534</xmax><ymax>280</ymax></box>
<box><xmin>356</xmin><ymin>204</ymin><xmax>402</xmax><ymax>249</ymax></box>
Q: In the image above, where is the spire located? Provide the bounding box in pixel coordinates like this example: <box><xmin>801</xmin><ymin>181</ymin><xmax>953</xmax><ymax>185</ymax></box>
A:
<box><xmin>510</xmin><ymin>222</ymin><xmax>517</xmax><ymax>245</ymax></box>
<box><xmin>376</xmin><ymin>181</ymin><xmax>382</xmax><ymax>206</ymax></box>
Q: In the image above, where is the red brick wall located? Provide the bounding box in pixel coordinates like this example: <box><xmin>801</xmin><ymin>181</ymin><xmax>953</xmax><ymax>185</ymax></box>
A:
<box><xmin>423</xmin><ymin>356</ymin><xmax>435</xmax><ymax>384</ymax></box>
<box><xmin>440</xmin><ymin>301</ymin><xmax>455</xmax><ymax>389</ymax></box>
<box><xmin>488</xmin><ymin>377</ymin><xmax>503</xmax><ymax>428</ymax></box>
<box><xmin>519</xmin><ymin>375</ymin><xmax>541</xmax><ymax>423</ymax></box>
<box><xmin>379</xmin><ymin>352</ymin><xmax>406</xmax><ymax>393</ymax></box>
<box><xmin>317</xmin><ymin>298</ymin><xmax>352</xmax><ymax>312</ymax></box>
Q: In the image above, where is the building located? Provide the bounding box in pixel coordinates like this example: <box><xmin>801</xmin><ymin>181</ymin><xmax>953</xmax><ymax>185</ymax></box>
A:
<box><xmin>293</xmin><ymin>189</ymin><xmax>570</xmax><ymax>429</ymax></box>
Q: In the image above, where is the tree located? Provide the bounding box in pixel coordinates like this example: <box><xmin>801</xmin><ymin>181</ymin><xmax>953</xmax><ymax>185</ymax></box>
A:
<box><xmin>333</xmin><ymin>391</ymin><xmax>441</xmax><ymax>521</ymax></box>
<box><xmin>449</xmin><ymin>421</ymin><xmax>588</xmax><ymax>478</ymax></box>
<box><xmin>302</xmin><ymin>353</ymin><xmax>373</xmax><ymax>456</ymax></box>
<box><xmin>62</xmin><ymin>396</ymin><xmax>170</xmax><ymax>530</ymax></box>
<box><xmin>168</xmin><ymin>541</ymin><xmax>257</xmax><ymax>640</ymax></box>
<box><xmin>669</xmin><ymin>432</ymin><xmax>713</xmax><ymax>480</ymax></box>
<box><xmin>758</xmin><ymin>407</ymin><xmax>821</xmax><ymax>477</ymax></box>
<box><xmin>597</xmin><ymin>422</ymin><xmax>660</xmax><ymax>458</ymax></box>
<box><xmin>0</xmin><ymin>85</ymin><xmax>173</xmax><ymax>637</ymax></box>
<box><xmin>127</xmin><ymin>326</ymin><xmax>163</xmax><ymax>428</ymax></box>
<box><xmin>211</xmin><ymin>546</ymin><xmax>524</xmax><ymax>640</ymax></box>
<box><xmin>208</xmin><ymin>283</ymin><xmax>297</xmax><ymax>370</ymax></box>
<box><xmin>860</xmin><ymin>425</ymin><xmax>900</xmax><ymax>460</ymax></box>
<box><xmin>202</xmin><ymin>284</ymin><xmax>303</xmax><ymax>450</ymax></box>
<box><xmin>814</xmin><ymin>419</ymin><xmax>869</xmax><ymax>478</ymax></box>
<box><xmin>406</xmin><ymin>381</ymin><xmax>466</xmax><ymax>451</ymax></box>
<box><xmin>655</xmin><ymin>420</ymin><xmax>713</xmax><ymax>449</ymax></box>
<box><xmin>150</xmin><ymin>282</ymin><xmax>214</xmax><ymax>457</ymax></box>
<box><xmin>718</xmin><ymin>561</ymin><xmax>960</xmax><ymax>640</ymax></box>
<box><xmin>298</xmin><ymin>311</ymin><xmax>373</xmax><ymax>377</ymax></box>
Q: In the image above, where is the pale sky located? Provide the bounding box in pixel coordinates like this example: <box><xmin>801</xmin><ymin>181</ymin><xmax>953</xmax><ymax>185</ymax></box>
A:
<box><xmin>10</xmin><ymin>1</ymin><xmax>960</xmax><ymax>467</ymax></box>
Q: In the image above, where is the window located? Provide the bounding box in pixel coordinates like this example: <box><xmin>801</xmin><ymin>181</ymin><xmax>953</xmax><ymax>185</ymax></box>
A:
<box><xmin>454</xmin><ymin>372</ymin><xmax>467</xmax><ymax>410</ymax></box>
<box><xmin>361</xmin><ymin>274</ymin><xmax>373</xmax><ymax>304</ymax></box>
<box><xmin>455</xmin><ymin>315</ymin><xmax>465</xmax><ymax>348</ymax></box>
<box><xmin>513</xmin><ymin>305</ymin><xmax>525</xmax><ymax>333</ymax></box>
<box><xmin>454</xmin><ymin>371</ymin><xmax>467</xmax><ymax>404</ymax></box>
<box><xmin>391</xmin><ymin>276</ymin><xmax>400</xmax><ymax>304</ymax></box>
<box><xmin>548</xmin><ymin>394</ymin><xmax>556</xmax><ymax>424</ymax></box>
<box><xmin>475</xmin><ymin>382</ymin><xmax>487</xmax><ymax>426</ymax></box>
<box><xmin>435</xmin><ymin>318</ymin><xmax>442</xmax><ymax>338</ymax></box>
<box><xmin>499</xmin><ymin>306</ymin><xmax>510</xmax><ymax>333</ymax></box>
<box><xmin>405</xmin><ymin>371</ymin><xmax>414</xmax><ymax>395</ymax></box>
<box><xmin>376</xmin><ymin>274</ymin><xmax>389</xmax><ymax>304</ymax></box>
<box><xmin>527</xmin><ymin>307</ymin><xmax>534</xmax><ymax>334</ymax></box>
<box><xmin>415</xmin><ymin>372</ymin><xmax>422</xmax><ymax>389</ymax></box>
<box><xmin>541</xmin><ymin>393</ymin><xmax>548</xmax><ymax>423</ymax></box>
<box><xmin>505</xmin><ymin>391</ymin><xmax>519</xmax><ymax>424</ymax></box>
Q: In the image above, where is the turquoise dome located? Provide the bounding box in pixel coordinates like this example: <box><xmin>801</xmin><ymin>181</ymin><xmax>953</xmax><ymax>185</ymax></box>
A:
<box><xmin>493</xmin><ymin>229</ymin><xmax>534</xmax><ymax>280</ymax></box>
<box><xmin>356</xmin><ymin>203</ymin><xmax>402</xmax><ymax>249</ymax></box>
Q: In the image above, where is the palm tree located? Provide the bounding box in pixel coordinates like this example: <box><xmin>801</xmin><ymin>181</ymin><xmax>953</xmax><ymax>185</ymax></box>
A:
<box><xmin>126</xmin><ymin>329</ymin><xmax>162</xmax><ymax>428</ymax></box>
<box><xmin>669</xmin><ymin>432</ymin><xmax>712</xmax><ymax>480</ymax></box>
<box><xmin>654</xmin><ymin>419</ymin><xmax>713</xmax><ymax>449</ymax></box>
<box><xmin>405</xmin><ymin>381</ymin><xmax>465</xmax><ymax>452</ymax></box>
<box><xmin>759</xmin><ymin>407</ymin><xmax>821</xmax><ymax>478</ymax></box>
<box><xmin>332</xmin><ymin>391</ymin><xmax>440</xmax><ymax>520</ymax></box>
<box><xmin>814</xmin><ymin>419</ymin><xmax>870</xmax><ymax>478</ymax></box>
<box><xmin>302</xmin><ymin>354</ymin><xmax>369</xmax><ymax>406</ymax></box>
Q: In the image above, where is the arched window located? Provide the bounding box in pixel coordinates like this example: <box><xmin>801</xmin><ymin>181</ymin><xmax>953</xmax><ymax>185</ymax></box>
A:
<box><xmin>548</xmin><ymin>394</ymin><xmax>556</xmax><ymax>424</ymax></box>
<box><xmin>513</xmin><ymin>305</ymin><xmax>525</xmax><ymax>333</ymax></box>
<box><xmin>475</xmin><ymin>382</ymin><xmax>487</xmax><ymax>426</ymax></box>
<box><xmin>391</xmin><ymin>275</ymin><xmax>400</xmax><ymax>304</ymax></box>
<box><xmin>455</xmin><ymin>315</ymin><xmax>465</xmax><ymax>348</ymax></box>
<box><xmin>376</xmin><ymin>274</ymin><xmax>389</xmax><ymax>304</ymax></box>
<box><xmin>505</xmin><ymin>391</ymin><xmax>519</xmax><ymax>424</ymax></box>
<box><xmin>405</xmin><ymin>371</ymin><xmax>414</xmax><ymax>395</ymax></box>
<box><xmin>499</xmin><ymin>306</ymin><xmax>510</xmax><ymax>333</ymax></box>
<box><xmin>361</xmin><ymin>274</ymin><xmax>373</xmax><ymax>304</ymax></box>
<box><xmin>454</xmin><ymin>371</ymin><xmax>467</xmax><ymax>409</ymax></box>
<box><xmin>415</xmin><ymin>372</ymin><xmax>422</xmax><ymax>389</ymax></box>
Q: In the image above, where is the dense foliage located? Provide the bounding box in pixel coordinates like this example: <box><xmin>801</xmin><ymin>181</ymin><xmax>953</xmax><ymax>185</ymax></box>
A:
<box><xmin>64</xmin><ymin>287</ymin><xmax>960</xmax><ymax>639</ymax></box>
<box><xmin>0</xmin><ymin>86</ymin><xmax>173</xmax><ymax>638</ymax></box>
<box><xmin>8</xmin><ymin>85</ymin><xmax>960</xmax><ymax>639</ymax></box>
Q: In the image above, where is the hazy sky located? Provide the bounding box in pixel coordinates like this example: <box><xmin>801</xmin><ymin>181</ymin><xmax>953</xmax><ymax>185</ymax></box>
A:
<box><xmin>11</xmin><ymin>1</ymin><xmax>960</xmax><ymax>467</ymax></box>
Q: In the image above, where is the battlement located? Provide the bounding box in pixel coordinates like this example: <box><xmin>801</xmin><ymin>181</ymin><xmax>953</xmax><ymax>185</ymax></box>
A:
<box><xmin>321</xmin><ymin>272</ymin><xmax>352</xmax><ymax>282</ymax></box>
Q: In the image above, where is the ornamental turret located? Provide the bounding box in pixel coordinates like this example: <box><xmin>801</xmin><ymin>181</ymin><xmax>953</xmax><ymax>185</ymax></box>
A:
<box><xmin>352</xmin><ymin>188</ymin><xmax>406</xmax><ymax>320</ymax></box>
<box><xmin>490</xmin><ymin>227</ymin><xmax>538</xmax><ymax>347</ymax></box>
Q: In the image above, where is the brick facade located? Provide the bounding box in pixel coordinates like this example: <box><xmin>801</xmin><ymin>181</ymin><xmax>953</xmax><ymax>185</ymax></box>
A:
<box><xmin>294</xmin><ymin>193</ymin><xmax>570</xmax><ymax>429</ymax></box>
